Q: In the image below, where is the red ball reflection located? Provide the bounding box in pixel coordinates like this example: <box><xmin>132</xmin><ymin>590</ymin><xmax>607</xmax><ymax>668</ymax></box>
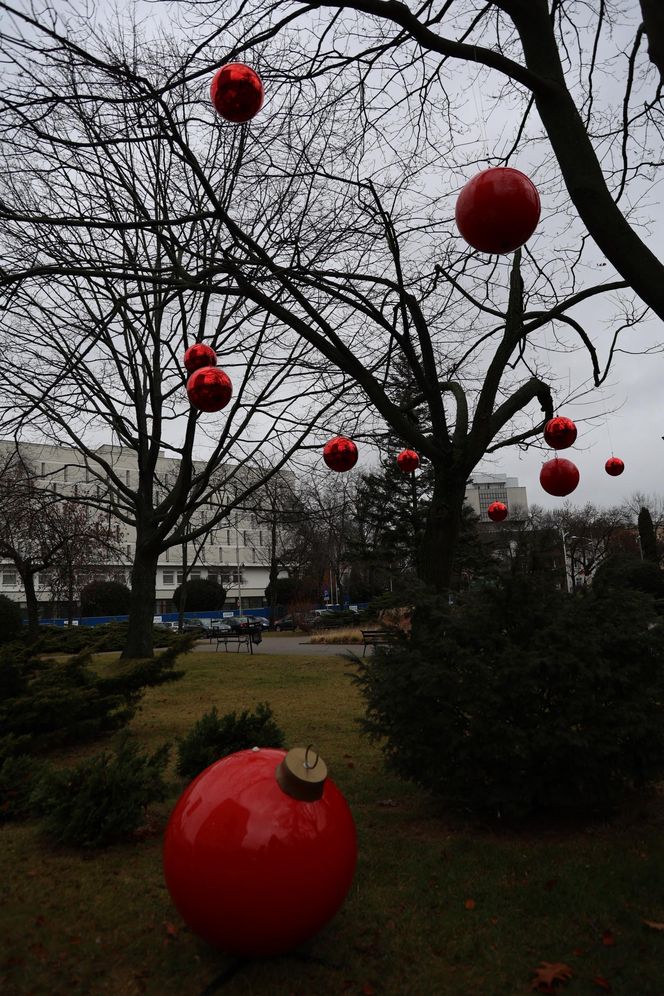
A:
<box><xmin>396</xmin><ymin>449</ymin><xmax>420</xmax><ymax>473</ymax></box>
<box><xmin>162</xmin><ymin>748</ymin><xmax>357</xmax><ymax>957</ymax></box>
<box><xmin>455</xmin><ymin>167</ymin><xmax>541</xmax><ymax>254</ymax></box>
<box><xmin>605</xmin><ymin>456</ymin><xmax>625</xmax><ymax>477</ymax></box>
<box><xmin>323</xmin><ymin>436</ymin><xmax>358</xmax><ymax>472</ymax></box>
<box><xmin>540</xmin><ymin>457</ymin><xmax>580</xmax><ymax>497</ymax></box>
<box><xmin>543</xmin><ymin>416</ymin><xmax>577</xmax><ymax>450</ymax></box>
<box><xmin>210</xmin><ymin>63</ymin><xmax>264</xmax><ymax>123</ymax></box>
<box><xmin>487</xmin><ymin>501</ymin><xmax>508</xmax><ymax>522</ymax></box>
<box><xmin>186</xmin><ymin>367</ymin><xmax>232</xmax><ymax>413</ymax></box>
<box><xmin>183</xmin><ymin>343</ymin><xmax>217</xmax><ymax>374</ymax></box>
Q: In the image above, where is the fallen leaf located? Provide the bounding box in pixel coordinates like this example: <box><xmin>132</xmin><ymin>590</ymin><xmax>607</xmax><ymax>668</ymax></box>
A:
<box><xmin>164</xmin><ymin>921</ymin><xmax>179</xmax><ymax>938</ymax></box>
<box><xmin>464</xmin><ymin>899</ymin><xmax>476</xmax><ymax>910</ymax></box>
<box><xmin>531</xmin><ymin>962</ymin><xmax>573</xmax><ymax>992</ymax></box>
<box><xmin>592</xmin><ymin>977</ymin><xmax>611</xmax><ymax>992</ymax></box>
<box><xmin>346</xmin><ymin>762</ymin><xmax>355</xmax><ymax>769</ymax></box>
<box><xmin>601</xmin><ymin>930</ymin><xmax>616</xmax><ymax>947</ymax></box>
<box><xmin>361</xmin><ymin>984</ymin><xmax>376</xmax><ymax>995</ymax></box>
<box><xmin>642</xmin><ymin>919</ymin><xmax>664</xmax><ymax>931</ymax></box>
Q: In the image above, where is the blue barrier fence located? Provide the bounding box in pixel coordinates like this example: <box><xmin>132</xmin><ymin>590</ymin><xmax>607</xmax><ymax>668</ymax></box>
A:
<box><xmin>35</xmin><ymin>604</ymin><xmax>367</xmax><ymax>628</ymax></box>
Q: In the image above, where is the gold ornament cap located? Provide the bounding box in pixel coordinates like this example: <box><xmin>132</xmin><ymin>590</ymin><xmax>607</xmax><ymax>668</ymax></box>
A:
<box><xmin>276</xmin><ymin>745</ymin><xmax>328</xmax><ymax>802</ymax></box>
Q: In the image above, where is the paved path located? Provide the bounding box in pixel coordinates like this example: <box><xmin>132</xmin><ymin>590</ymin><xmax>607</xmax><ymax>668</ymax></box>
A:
<box><xmin>194</xmin><ymin>635</ymin><xmax>364</xmax><ymax>656</ymax></box>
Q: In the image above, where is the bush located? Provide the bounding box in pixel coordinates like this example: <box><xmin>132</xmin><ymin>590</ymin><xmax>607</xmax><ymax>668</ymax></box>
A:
<box><xmin>354</xmin><ymin>579</ymin><xmax>664</xmax><ymax>820</ymax></box>
<box><xmin>173</xmin><ymin>578</ymin><xmax>226</xmax><ymax>612</ymax></box>
<box><xmin>0</xmin><ymin>594</ymin><xmax>22</xmax><ymax>645</ymax></box>
<box><xmin>0</xmin><ymin>642</ymin><xmax>187</xmax><ymax>753</ymax></box>
<box><xmin>80</xmin><ymin>580</ymin><xmax>131</xmax><ymax>617</ymax></box>
<box><xmin>0</xmin><ymin>755</ymin><xmax>46</xmax><ymax>821</ymax></box>
<box><xmin>31</xmin><ymin>735</ymin><xmax>170</xmax><ymax>847</ymax></box>
<box><xmin>29</xmin><ymin>622</ymin><xmax>183</xmax><ymax>655</ymax></box>
<box><xmin>177</xmin><ymin>702</ymin><xmax>285</xmax><ymax>782</ymax></box>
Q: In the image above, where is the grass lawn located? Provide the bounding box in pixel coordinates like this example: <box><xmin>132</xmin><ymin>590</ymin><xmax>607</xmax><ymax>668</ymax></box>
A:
<box><xmin>2</xmin><ymin>647</ymin><xmax>664</xmax><ymax>995</ymax></box>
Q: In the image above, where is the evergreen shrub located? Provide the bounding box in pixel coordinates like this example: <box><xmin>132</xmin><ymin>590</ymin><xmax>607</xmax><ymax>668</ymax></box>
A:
<box><xmin>173</xmin><ymin>578</ymin><xmax>226</xmax><ymax>611</ymax></box>
<box><xmin>0</xmin><ymin>735</ymin><xmax>46</xmax><ymax>821</ymax></box>
<box><xmin>177</xmin><ymin>702</ymin><xmax>285</xmax><ymax>782</ymax></box>
<box><xmin>32</xmin><ymin>735</ymin><xmax>170</xmax><ymax>847</ymax></box>
<box><xmin>80</xmin><ymin>580</ymin><xmax>131</xmax><ymax>617</ymax></box>
<box><xmin>354</xmin><ymin>579</ymin><xmax>664</xmax><ymax>820</ymax></box>
<box><xmin>0</xmin><ymin>594</ymin><xmax>22</xmax><ymax>644</ymax></box>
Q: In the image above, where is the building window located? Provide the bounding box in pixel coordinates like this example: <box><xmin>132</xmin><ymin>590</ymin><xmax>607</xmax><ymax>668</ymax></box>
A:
<box><xmin>176</xmin><ymin>572</ymin><xmax>183</xmax><ymax>584</ymax></box>
<box><xmin>126</xmin><ymin>544</ymin><xmax>131</xmax><ymax>556</ymax></box>
<box><xmin>2</xmin><ymin>571</ymin><xmax>16</xmax><ymax>587</ymax></box>
<box><xmin>163</xmin><ymin>571</ymin><xmax>174</xmax><ymax>585</ymax></box>
<box><xmin>208</xmin><ymin>570</ymin><xmax>219</xmax><ymax>584</ymax></box>
<box><xmin>226</xmin><ymin>529</ymin><xmax>230</xmax><ymax>546</ymax></box>
<box><xmin>125</xmin><ymin>469</ymin><xmax>131</xmax><ymax>485</ymax></box>
<box><xmin>165</xmin><ymin>549</ymin><xmax>169</xmax><ymax>563</ymax></box>
<box><xmin>190</xmin><ymin>569</ymin><xmax>201</xmax><ymax>580</ymax></box>
<box><xmin>63</xmin><ymin>465</ymin><xmax>68</xmax><ymax>483</ymax></box>
<box><xmin>40</xmin><ymin>462</ymin><xmax>45</xmax><ymax>476</ymax></box>
<box><xmin>259</xmin><ymin>530</ymin><xmax>263</xmax><ymax>547</ymax></box>
<box><xmin>243</xmin><ymin>530</ymin><xmax>248</xmax><ymax>545</ymax></box>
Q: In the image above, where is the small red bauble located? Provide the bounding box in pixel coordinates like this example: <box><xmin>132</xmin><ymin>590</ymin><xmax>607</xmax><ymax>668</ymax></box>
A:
<box><xmin>455</xmin><ymin>167</ymin><xmax>541</xmax><ymax>254</ymax></box>
<box><xmin>183</xmin><ymin>343</ymin><xmax>217</xmax><ymax>374</ymax></box>
<box><xmin>396</xmin><ymin>449</ymin><xmax>420</xmax><ymax>473</ymax></box>
<box><xmin>605</xmin><ymin>456</ymin><xmax>625</xmax><ymax>477</ymax></box>
<box><xmin>487</xmin><ymin>501</ymin><xmax>508</xmax><ymax>522</ymax></box>
<box><xmin>543</xmin><ymin>416</ymin><xmax>577</xmax><ymax>450</ymax></box>
<box><xmin>323</xmin><ymin>436</ymin><xmax>358</xmax><ymax>472</ymax></box>
<box><xmin>210</xmin><ymin>63</ymin><xmax>264</xmax><ymax>123</ymax></box>
<box><xmin>186</xmin><ymin>367</ymin><xmax>233</xmax><ymax>412</ymax></box>
<box><xmin>540</xmin><ymin>457</ymin><xmax>580</xmax><ymax>497</ymax></box>
<box><xmin>163</xmin><ymin>747</ymin><xmax>357</xmax><ymax>956</ymax></box>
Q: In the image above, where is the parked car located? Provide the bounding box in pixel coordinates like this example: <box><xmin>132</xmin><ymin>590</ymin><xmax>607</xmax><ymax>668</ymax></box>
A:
<box><xmin>274</xmin><ymin>614</ymin><xmax>296</xmax><ymax>631</ymax></box>
<box><xmin>227</xmin><ymin>615</ymin><xmax>263</xmax><ymax>633</ymax></box>
<box><xmin>180</xmin><ymin>618</ymin><xmax>208</xmax><ymax>635</ymax></box>
<box><xmin>252</xmin><ymin>616</ymin><xmax>271</xmax><ymax>629</ymax></box>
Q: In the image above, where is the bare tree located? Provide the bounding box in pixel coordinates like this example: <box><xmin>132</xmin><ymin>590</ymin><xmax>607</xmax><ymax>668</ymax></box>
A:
<box><xmin>0</xmin><ymin>4</ymin><xmax>651</xmax><ymax>604</ymax></box>
<box><xmin>0</xmin><ymin>449</ymin><xmax>120</xmax><ymax>637</ymax></box>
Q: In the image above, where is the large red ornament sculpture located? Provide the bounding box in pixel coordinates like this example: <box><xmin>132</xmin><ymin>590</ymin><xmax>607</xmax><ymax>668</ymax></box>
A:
<box><xmin>605</xmin><ymin>456</ymin><xmax>625</xmax><ymax>477</ymax></box>
<box><xmin>163</xmin><ymin>747</ymin><xmax>357</xmax><ymax>957</ymax></box>
<box><xmin>455</xmin><ymin>167</ymin><xmax>541</xmax><ymax>254</ymax></box>
<box><xmin>487</xmin><ymin>501</ymin><xmax>508</xmax><ymax>522</ymax></box>
<box><xmin>540</xmin><ymin>457</ymin><xmax>580</xmax><ymax>497</ymax></box>
<box><xmin>396</xmin><ymin>449</ymin><xmax>420</xmax><ymax>473</ymax></box>
<box><xmin>323</xmin><ymin>436</ymin><xmax>358</xmax><ymax>472</ymax></box>
<box><xmin>186</xmin><ymin>367</ymin><xmax>233</xmax><ymax>413</ymax></box>
<box><xmin>210</xmin><ymin>64</ymin><xmax>264</xmax><ymax>123</ymax></box>
<box><xmin>543</xmin><ymin>416</ymin><xmax>577</xmax><ymax>450</ymax></box>
<box><xmin>183</xmin><ymin>343</ymin><xmax>217</xmax><ymax>374</ymax></box>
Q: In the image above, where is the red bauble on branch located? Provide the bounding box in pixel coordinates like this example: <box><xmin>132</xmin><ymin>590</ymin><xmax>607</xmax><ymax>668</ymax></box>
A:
<box><xmin>455</xmin><ymin>167</ymin><xmax>541</xmax><ymax>254</ymax></box>
<box><xmin>323</xmin><ymin>436</ymin><xmax>358</xmax><ymax>472</ymax></box>
<box><xmin>163</xmin><ymin>747</ymin><xmax>357</xmax><ymax>957</ymax></box>
<box><xmin>396</xmin><ymin>449</ymin><xmax>420</xmax><ymax>473</ymax></box>
<box><xmin>540</xmin><ymin>457</ymin><xmax>580</xmax><ymax>497</ymax></box>
<box><xmin>605</xmin><ymin>456</ymin><xmax>625</xmax><ymax>477</ymax></box>
<box><xmin>186</xmin><ymin>367</ymin><xmax>233</xmax><ymax>413</ymax></box>
<box><xmin>543</xmin><ymin>416</ymin><xmax>577</xmax><ymax>450</ymax></box>
<box><xmin>487</xmin><ymin>501</ymin><xmax>508</xmax><ymax>522</ymax></box>
<box><xmin>183</xmin><ymin>343</ymin><xmax>217</xmax><ymax>374</ymax></box>
<box><xmin>210</xmin><ymin>64</ymin><xmax>264</xmax><ymax>123</ymax></box>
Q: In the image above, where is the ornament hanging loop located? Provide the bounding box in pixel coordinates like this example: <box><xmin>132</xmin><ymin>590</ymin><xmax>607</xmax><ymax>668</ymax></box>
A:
<box><xmin>304</xmin><ymin>744</ymin><xmax>320</xmax><ymax>770</ymax></box>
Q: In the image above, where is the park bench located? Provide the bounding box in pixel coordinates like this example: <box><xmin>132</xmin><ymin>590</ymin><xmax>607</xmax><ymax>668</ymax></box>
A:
<box><xmin>361</xmin><ymin>629</ymin><xmax>399</xmax><ymax>656</ymax></box>
<box><xmin>213</xmin><ymin>627</ymin><xmax>263</xmax><ymax>654</ymax></box>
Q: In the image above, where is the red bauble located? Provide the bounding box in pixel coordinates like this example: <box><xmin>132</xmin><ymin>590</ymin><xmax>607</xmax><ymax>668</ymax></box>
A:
<box><xmin>210</xmin><ymin>64</ymin><xmax>264</xmax><ymax>123</ymax></box>
<box><xmin>540</xmin><ymin>457</ymin><xmax>580</xmax><ymax>497</ymax></box>
<box><xmin>605</xmin><ymin>456</ymin><xmax>625</xmax><ymax>477</ymax></box>
<box><xmin>323</xmin><ymin>436</ymin><xmax>358</xmax><ymax>472</ymax></box>
<box><xmin>186</xmin><ymin>367</ymin><xmax>233</xmax><ymax>413</ymax></box>
<box><xmin>163</xmin><ymin>748</ymin><xmax>357</xmax><ymax>957</ymax></box>
<box><xmin>183</xmin><ymin>343</ymin><xmax>217</xmax><ymax>374</ymax></box>
<box><xmin>543</xmin><ymin>416</ymin><xmax>577</xmax><ymax>450</ymax></box>
<box><xmin>396</xmin><ymin>449</ymin><xmax>420</xmax><ymax>473</ymax></box>
<box><xmin>455</xmin><ymin>167</ymin><xmax>541</xmax><ymax>254</ymax></box>
<box><xmin>487</xmin><ymin>501</ymin><xmax>508</xmax><ymax>522</ymax></box>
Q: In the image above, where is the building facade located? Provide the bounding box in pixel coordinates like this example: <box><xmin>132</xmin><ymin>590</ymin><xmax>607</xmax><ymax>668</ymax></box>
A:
<box><xmin>464</xmin><ymin>472</ymin><xmax>528</xmax><ymax>523</ymax></box>
<box><xmin>0</xmin><ymin>439</ymin><xmax>278</xmax><ymax>617</ymax></box>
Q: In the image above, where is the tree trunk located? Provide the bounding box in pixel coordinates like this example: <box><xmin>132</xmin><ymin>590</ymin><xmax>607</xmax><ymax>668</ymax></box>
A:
<box><xmin>638</xmin><ymin>506</ymin><xmax>658</xmax><ymax>563</ymax></box>
<box><xmin>122</xmin><ymin>544</ymin><xmax>159</xmax><ymax>659</ymax></box>
<box><xmin>178</xmin><ymin>540</ymin><xmax>188</xmax><ymax>632</ymax></box>
<box><xmin>21</xmin><ymin>567</ymin><xmax>40</xmax><ymax>641</ymax></box>
<box><xmin>417</xmin><ymin>470</ymin><xmax>467</xmax><ymax>592</ymax></box>
<box><xmin>268</xmin><ymin>519</ymin><xmax>279</xmax><ymax>626</ymax></box>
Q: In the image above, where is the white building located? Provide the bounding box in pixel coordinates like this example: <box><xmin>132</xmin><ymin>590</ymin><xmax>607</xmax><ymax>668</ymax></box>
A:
<box><xmin>465</xmin><ymin>472</ymin><xmax>528</xmax><ymax>523</ymax></box>
<box><xmin>0</xmin><ymin>439</ymin><xmax>278</xmax><ymax>618</ymax></box>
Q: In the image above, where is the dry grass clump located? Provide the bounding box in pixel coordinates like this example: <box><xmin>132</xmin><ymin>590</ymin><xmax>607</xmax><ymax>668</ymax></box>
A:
<box><xmin>308</xmin><ymin>627</ymin><xmax>364</xmax><ymax>644</ymax></box>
